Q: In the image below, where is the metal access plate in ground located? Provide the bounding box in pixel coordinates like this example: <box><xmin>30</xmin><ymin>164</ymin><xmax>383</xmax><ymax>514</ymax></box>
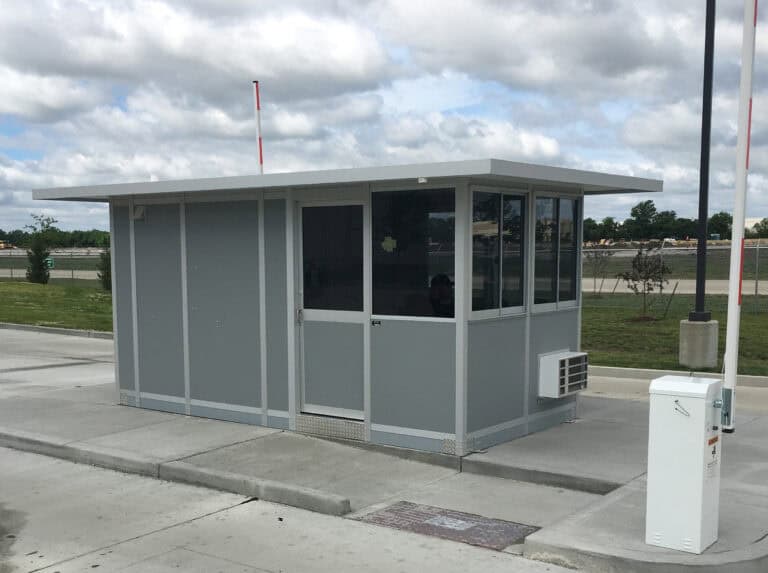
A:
<box><xmin>355</xmin><ymin>501</ymin><xmax>539</xmax><ymax>551</ymax></box>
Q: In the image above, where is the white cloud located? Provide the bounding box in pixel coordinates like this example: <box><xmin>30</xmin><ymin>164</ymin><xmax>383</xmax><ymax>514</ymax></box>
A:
<box><xmin>0</xmin><ymin>0</ymin><xmax>766</xmax><ymax>232</ymax></box>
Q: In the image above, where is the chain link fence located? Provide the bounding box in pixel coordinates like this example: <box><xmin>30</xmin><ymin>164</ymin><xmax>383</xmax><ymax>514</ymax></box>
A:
<box><xmin>0</xmin><ymin>248</ymin><xmax>104</xmax><ymax>283</ymax></box>
<box><xmin>582</xmin><ymin>243</ymin><xmax>768</xmax><ymax>312</ymax></box>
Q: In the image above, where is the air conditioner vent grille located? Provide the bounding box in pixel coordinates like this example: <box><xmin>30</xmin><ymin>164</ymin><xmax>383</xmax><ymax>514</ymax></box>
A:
<box><xmin>539</xmin><ymin>351</ymin><xmax>588</xmax><ymax>398</ymax></box>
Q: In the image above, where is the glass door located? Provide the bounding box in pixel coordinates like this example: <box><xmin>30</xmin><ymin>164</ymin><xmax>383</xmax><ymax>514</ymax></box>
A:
<box><xmin>299</xmin><ymin>203</ymin><xmax>366</xmax><ymax>419</ymax></box>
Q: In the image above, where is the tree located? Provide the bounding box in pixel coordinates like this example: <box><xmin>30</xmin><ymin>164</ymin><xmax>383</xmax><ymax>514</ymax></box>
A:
<box><xmin>618</xmin><ymin>246</ymin><xmax>671</xmax><ymax>318</ymax></box>
<box><xmin>654</xmin><ymin>210</ymin><xmax>678</xmax><ymax>239</ymax></box>
<box><xmin>97</xmin><ymin>244</ymin><xmax>112</xmax><ymax>291</ymax></box>
<box><xmin>583</xmin><ymin>218</ymin><xmax>600</xmax><ymax>242</ymax></box>
<box><xmin>708</xmin><ymin>212</ymin><xmax>732</xmax><ymax>240</ymax></box>
<box><xmin>599</xmin><ymin>217</ymin><xmax>619</xmax><ymax>240</ymax></box>
<box><xmin>624</xmin><ymin>200</ymin><xmax>658</xmax><ymax>240</ymax></box>
<box><xmin>753</xmin><ymin>218</ymin><xmax>768</xmax><ymax>238</ymax></box>
<box><xmin>584</xmin><ymin>245</ymin><xmax>615</xmax><ymax>295</ymax></box>
<box><xmin>25</xmin><ymin>214</ymin><xmax>58</xmax><ymax>284</ymax></box>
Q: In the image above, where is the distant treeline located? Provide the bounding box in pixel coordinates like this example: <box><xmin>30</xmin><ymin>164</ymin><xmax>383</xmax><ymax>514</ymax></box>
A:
<box><xmin>584</xmin><ymin>200</ymin><xmax>768</xmax><ymax>242</ymax></box>
<box><xmin>0</xmin><ymin>227</ymin><xmax>109</xmax><ymax>248</ymax></box>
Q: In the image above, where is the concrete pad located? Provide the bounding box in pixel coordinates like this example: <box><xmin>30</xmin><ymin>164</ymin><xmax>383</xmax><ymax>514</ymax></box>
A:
<box><xmin>75</xmin><ymin>415</ymin><xmax>279</xmax><ymax>461</ymax></box>
<box><xmin>39</xmin><ymin>381</ymin><xmax>118</xmax><ymax>404</ymax></box>
<box><xmin>0</xmin><ymin>447</ymin><xmax>245</xmax><ymax>572</ymax></box>
<box><xmin>388</xmin><ymin>472</ymin><xmax>600</xmax><ymax>528</ymax></box>
<box><xmin>0</xmin><ymin>396</ymin><xmax>173</xmax><ymax>441</ymax></box>
<box><xmin>0</xmin><ymin>328</ymin><xmax>114</xmax><ymax>361</ymax></box>
<box><xmin>577</xmin><ymin>395</ymin><xmax>651</xmax><ymax>426</ymax></box>
<box><xmin>0</xmin><ymin>361</ymin><xmax>114</xmax><ymax>387</ymax></box>
<box><xmin>180</xmin><ymin>432</ymin><xmax>457</xmax><ymax>511</ymax></box>
<box><xmin>41</xmin><ymin>494</ymin><xmax>571</xmax><ymax>573</ymax></box>
<box><xmin>466</xmin><ymin>416</ymin><xmax>648</xmax><ymax>487</ymax></box>
<box><xmin>524</xmin><ymin>477</ymin><xmax>768</xmax><ymax>572</ymax></box>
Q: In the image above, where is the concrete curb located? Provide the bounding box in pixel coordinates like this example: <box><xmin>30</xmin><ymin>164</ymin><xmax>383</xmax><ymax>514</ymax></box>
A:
<box><xmin>0</xmin><ymin>322</ymin><xmax>112</xmax><ymax>340</ymax></box>
<box><xmin>590</xmin><ymin>365</ymin><xmax>768</xmax><ymax>388</ymax></box>
<box><xmin>159</xmin><ymin>461</ymin><xmax>351</xmax><ymax>516</ymax></box>
<box><xmin>0</xmin><ymin>428</ymin><xmax>351</xmax><ymax>517</ymax></box>
<box><xmin>461</xmin><ymin>458</ymin><xmax>621</xmax><ymax>495</ymax></box>
<box><xmin>523</xmin><ymin>482</ymin><xmax>768</xmax><ymax>573</ymax></box>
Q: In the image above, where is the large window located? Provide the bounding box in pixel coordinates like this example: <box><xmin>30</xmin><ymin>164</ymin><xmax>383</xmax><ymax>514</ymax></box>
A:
<box><xmin>472</xmin><ymin>191</ymin><xmax>525</xmax><ymax>312</ymax></box>
<box><xmin>373</xmin><ymin>189</ymin><xmax>455</xmax><ymax>318</ymax></box>
<box><xmin>534</xmin><ymin>196</ymin><xmax>580</xmax><ymax>305</ymax></box>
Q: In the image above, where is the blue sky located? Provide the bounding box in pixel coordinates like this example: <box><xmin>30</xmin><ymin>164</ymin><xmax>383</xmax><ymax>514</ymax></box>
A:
<box><xmin>0</xmin><ymin>0</ymin><xmax>765</xmax><ymax>231</ymax></box>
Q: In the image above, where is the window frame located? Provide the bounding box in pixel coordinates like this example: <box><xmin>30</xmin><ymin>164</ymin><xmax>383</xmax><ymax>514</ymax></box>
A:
<box><xmin>370</xmin><ymin>185</ymin><xmax>458</xmax><ymax>321</ymax></box>
<box><xmin>531</xmin><ymin>190</ymin><xmax>582</xmax><ymax>313</ymax></box>
<box><xmin>470</xmin><ymin>185</ymin><xmax>528</xmax><ymax>320</ymax></box>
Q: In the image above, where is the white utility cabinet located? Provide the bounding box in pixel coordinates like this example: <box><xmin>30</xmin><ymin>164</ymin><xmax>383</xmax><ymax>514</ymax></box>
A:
<box><xmin>645</xmin><ymin>375</ymin><xmax>722</xmax><ymax>554</ymax></box>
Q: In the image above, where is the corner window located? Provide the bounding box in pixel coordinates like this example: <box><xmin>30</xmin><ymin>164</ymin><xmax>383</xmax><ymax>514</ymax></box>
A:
<box><xmin>534</xmin><ymin>196</ymin><xmax>580</xmax><ymax>305</ymax></box>
<box><xmin>472</xmin><ymin>191</ymin><xmax>526</xmax><ymax>312</ymax></box>
<box><xmin>373</xmin><ymin>189</ymin><xmax>455</xmax><ymax>318</ymax></box>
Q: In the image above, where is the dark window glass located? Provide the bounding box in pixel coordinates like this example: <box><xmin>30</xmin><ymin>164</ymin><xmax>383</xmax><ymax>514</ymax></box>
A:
<box><xmin>534</xmin><ymin>198</ymin><xmax>558</xmax><ymax>304</ymax></box>
<box><xmin>302</xmin><ymin>205</ymin><xmax>363</xmax><ymax>311</ymax></box>
<box><xmin>558</xmin><ymin>198</ymin><xmax>578</xmax><ymax>302</ymax></box>
<box><xmin>373</xmin><ymin>189</ymin><xmax>455</xmax><ymax>317</ymax></box>
<box><xmin>501</xmin><ymin>196</ymin><xmax>525</xmax><ymax>307</ymax></box>
<box><xmin>472</xmin><ymin>192</ymin><xmax>500</xmax><ymax>311</ymax></box>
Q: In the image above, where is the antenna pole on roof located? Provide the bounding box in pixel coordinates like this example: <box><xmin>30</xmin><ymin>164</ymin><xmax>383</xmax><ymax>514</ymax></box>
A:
<box><xmin>253</xmin><ymin>81</ymin><xmax>264</xmax><ymax>175</ymax></box>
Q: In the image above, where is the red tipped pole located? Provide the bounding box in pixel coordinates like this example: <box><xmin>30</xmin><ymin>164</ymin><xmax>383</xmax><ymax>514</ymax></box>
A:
<box><xmin>253</xmin><ymin>80</ymin><xmax>264</xmax><ymax>174</ymax></box>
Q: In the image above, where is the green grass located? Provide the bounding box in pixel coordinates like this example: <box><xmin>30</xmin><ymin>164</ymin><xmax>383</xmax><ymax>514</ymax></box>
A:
<box><xmin>584</xmin><ymin>248</ymin><xmax>768</xmax><ymax>280</ymax></box>
<box><xmin>582</xmin><ymin>293</ymin><xmax>768</xmax><ymax>376</ymax></box>
<box><xmin>0</xmin><ymin>281</ymin><xmax>112</xmax><ymax>331</ymax></box>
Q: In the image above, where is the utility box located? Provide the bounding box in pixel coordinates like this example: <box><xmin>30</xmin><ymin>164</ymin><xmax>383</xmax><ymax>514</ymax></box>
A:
<box><xmin>646</xmin><ymin>375</ymin><xmax>722</xmax><ymax>554</ymax></box>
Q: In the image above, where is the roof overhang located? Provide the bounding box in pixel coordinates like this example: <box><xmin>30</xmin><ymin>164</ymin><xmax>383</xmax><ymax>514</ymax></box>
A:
<box><xmin>33</xmin><ymin>158</ymin><xmax>663</xmax><ymax>202</ymax></box>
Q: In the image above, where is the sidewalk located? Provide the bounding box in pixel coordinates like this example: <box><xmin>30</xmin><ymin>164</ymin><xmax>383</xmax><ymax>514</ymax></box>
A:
<box><xmin>2</xmin><ymin>328</ymin><xmax>768</xmax><ymax>571</ymax></box>
<box><xmin>582</xmin><ymin>277</ymin><xmax>768</xmax><ymax>295</ymax></box>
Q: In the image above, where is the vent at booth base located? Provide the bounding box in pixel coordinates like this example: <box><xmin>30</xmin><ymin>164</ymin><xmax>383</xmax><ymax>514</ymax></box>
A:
<box><xmin>538</xmin><ymin>351</ymin><xmax>588</xmax><ymax>398</ymax></box>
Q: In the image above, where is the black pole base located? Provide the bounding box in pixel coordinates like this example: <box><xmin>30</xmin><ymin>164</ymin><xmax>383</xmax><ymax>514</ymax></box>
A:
<box><xmin>688</xmin><ymin>310</ymin><xmax>712</xmax><ymax>322</ymax></box>
<box><xmin>723</xmin><ymin>428</ymin><xmax>735</xmax><ymax>434</ymax></box>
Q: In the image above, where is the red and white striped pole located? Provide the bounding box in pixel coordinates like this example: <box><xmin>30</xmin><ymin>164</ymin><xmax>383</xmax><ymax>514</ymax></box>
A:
<box><xmin>253</xmin><ymin>80</ymin><xmax>264</xmax><ymax>175</ymax></box>
<box><xmin>722</xmin><ymin>0</ymin><xmax>758</xmax><ymax>432</ymax></box>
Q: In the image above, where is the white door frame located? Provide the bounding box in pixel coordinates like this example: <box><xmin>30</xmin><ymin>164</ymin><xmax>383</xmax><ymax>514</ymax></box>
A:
<box><xmin>296</xmin><ymin>198</ymin><xmax>371</xmax><ymax>422</ymax></box>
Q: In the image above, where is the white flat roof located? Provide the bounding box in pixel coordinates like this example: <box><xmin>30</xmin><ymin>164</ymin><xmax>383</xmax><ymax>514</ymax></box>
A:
<box><xmin>33</xmin><ymin>158</ymin><xmax>662</xmax><ymax>202</ymax></box>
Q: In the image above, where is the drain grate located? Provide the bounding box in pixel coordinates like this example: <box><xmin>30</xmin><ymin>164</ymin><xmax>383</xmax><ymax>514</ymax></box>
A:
<box><xmin>355</xmin><ymin>501</ymin><xmax>539</xmax><ymax>551</ymax></box>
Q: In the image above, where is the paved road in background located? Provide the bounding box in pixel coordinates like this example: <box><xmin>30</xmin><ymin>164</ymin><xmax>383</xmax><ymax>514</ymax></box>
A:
<box><xmin>0</xmin><ymin>269</ymin><xmax>99</xmax><ymax>279</ymax></box>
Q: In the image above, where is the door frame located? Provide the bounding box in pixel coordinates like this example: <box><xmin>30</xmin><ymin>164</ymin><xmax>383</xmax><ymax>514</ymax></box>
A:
<box><xmin>295</xmin><ymin>197</ymin><xmax>372</xmax><ymax>426</ymax></box>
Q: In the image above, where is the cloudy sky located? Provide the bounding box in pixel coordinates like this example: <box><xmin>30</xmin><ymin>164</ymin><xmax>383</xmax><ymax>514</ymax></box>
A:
<box><xmin>0</xmin><ymin>0</ymin><xmax>765</xmax><ymax>231</ymax></box>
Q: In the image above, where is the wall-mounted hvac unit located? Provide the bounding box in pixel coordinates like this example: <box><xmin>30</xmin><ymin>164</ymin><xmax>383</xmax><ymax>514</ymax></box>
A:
<box><xmin>538</xmin><ymin>350</ymin><xmax>588</xmax><ymax>398</ymax></box>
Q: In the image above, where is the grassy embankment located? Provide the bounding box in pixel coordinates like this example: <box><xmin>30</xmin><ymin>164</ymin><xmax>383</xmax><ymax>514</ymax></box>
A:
<box><xmin>0</xmin><ymin>281</ymin><xmax>112</xmax><ymax>331</ymax></box>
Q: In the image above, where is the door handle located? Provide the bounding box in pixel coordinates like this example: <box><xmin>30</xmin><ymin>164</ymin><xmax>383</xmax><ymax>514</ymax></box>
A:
<box><xmin>296</xmin><ymin>308</ymin><xmax>304</xmax><ymax>324</ymax></box>
<box><xmin>371</xmin><ymin>319</ymin><xmax>381</xmax><ymax>326</ymax></box>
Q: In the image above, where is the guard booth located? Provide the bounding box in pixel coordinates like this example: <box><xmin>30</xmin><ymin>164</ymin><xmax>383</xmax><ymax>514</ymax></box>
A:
<box><xmin>35</xmin><ymin>159</ymin><xmax>662</xmax><ymax>456</ymax></box>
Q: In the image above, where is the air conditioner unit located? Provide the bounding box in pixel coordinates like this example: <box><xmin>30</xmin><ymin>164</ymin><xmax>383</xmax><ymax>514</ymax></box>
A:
<box><xmin>538</xmin><ymin>350</ymin><xmax>588</xmax><ymax>398</ymax></box>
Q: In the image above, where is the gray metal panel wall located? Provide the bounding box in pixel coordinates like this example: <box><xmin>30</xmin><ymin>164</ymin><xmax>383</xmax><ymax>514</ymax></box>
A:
<box><xmin>529</xmin><ymin>309</ymin><xmax>579</xmax><ymax>414</ymax></box>
<box><xmin>371</xmin><ymin>320</ymin><xmax>455</xmax><ymax>433</ymax></box>
<box><xmin>467</xmin><ymin>317</ymin><xmax>526</xmax><ymax>433</ymax></box>
<box><xmin>302</xmin><ymin>321</ymin><xmax>364</xmax><ymax>412</ymax></box>
<box><xmin>186</xmin><ymin>201</ymin><xmax>261</xmax><ymax>406</ymax></box>
<box><xmin>112</xmin><ymin>204</ymin><xmax>134</xmax><ymax>391</ymax></box>
<box><xmin>264</xmin><ymin>199</ymin><xmax>288</xmax><ymax>411</ymax></box>
<box><xmin>134</xmin><ymin>203</ymin><xmax>185</xmax><ymax>398</ymax></box>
